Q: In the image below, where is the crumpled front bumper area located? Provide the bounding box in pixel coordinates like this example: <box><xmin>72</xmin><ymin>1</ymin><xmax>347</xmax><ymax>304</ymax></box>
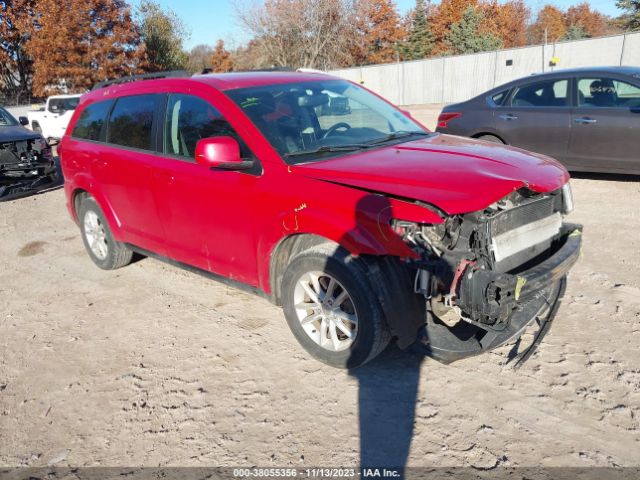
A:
<box><xmin>0</xmin><ymin>160</ymin><xmax>60</xmax><ymax>201</ymax></box>
<box><xmin>0</xmin><ymin>139</ymin><xmax>59</xmax><ymax>201</ymax></box>
<box><xmin>414</xmin><ymin>224</ymin><xmax>582</xmax><ymax>364</ymax></box>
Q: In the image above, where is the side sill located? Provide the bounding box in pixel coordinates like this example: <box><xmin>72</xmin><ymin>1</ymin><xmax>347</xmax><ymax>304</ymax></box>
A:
<box><xmin>125</xmin><ymin>244</ymin><xmax>273</xmax><ymax>303</ymax></box>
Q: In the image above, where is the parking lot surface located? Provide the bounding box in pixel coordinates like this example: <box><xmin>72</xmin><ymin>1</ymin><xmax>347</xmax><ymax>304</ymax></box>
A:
<box><xmin>1</xmin><ymin>114</ymin><xmax>639</xmax><ymax>467</ymax></box>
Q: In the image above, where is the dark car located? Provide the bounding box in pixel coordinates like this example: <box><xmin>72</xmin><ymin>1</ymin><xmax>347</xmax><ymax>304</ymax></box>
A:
<box><xmin>436</xmin><ymin>66</ymin><xmax>640</xmax><ymax>175</ymax></box>
<box><xmin>0</xmin><ymin>106</ymin><xmax>57</xmax><ymax>200</ymax></box>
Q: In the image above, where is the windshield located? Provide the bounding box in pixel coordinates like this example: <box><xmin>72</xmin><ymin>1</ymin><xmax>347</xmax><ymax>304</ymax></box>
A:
<box><xmin>0</xmin><ymin>107</ymin><xmax>18</xmax><ymax>126</ymax></box>
<box><xmin>225</xmin><ymin>79</ymin><xmax>427</xmax><ymax>164</ymax></box>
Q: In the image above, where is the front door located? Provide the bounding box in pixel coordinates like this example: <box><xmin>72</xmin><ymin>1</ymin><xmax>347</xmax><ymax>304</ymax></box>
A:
<box><xmin>568</xmin><ymin>76</ymin><xmax>640</xmax><ymax>173</ymax></box>
<box><xmin>496</xmin><ymin>77</ymin><xmax>572</xmax><ymax>163</ymax></box>
<box><xmin>152</xmin><ymin>93</ymin><xmax>263</xmax><ymax>285</ymax></box>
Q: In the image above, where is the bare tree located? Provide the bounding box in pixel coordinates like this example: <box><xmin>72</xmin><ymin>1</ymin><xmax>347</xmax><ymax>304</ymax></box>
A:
<box><xmin>234</xmin><ymin>0</ymin><xmax>357</xmax><ymax>70</ymax></box>
<box><xmin>187</xmin><ymin>44</ymin><xmax>214</xmax><ymax>73</ymax></box>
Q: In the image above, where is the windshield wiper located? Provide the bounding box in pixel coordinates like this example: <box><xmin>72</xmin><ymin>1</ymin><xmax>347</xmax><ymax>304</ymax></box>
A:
<box><xmin>366</xmin><ymin>130</ymin><xmax>430</xmax><ymax>145</ymax></box>
<box><xmin>284</xmin><ymin>144</ymin><xmax>373</xmax><ymax>158</ymax></box>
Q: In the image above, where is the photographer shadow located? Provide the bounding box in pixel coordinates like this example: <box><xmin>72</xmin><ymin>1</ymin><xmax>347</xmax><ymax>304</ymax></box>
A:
<box><xmin>335</xmin><ymin>193</ymin><xmax>430</xmax><ymax>470</ymax></box>
<box><xmin>349</xmin><ymin>345</ymin><xmax>424</xmax><ymax>470</ymax></box>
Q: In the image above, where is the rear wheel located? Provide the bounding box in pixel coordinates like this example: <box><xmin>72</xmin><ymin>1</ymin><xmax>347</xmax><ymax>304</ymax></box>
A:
<box><xmin>78</xmin><ymin>196</ymin><xmax>133</xmax><ymax>270</ymax></box>
<box><xmin>281</xmin><ymin>244</ymin><xmax>390</xmax><ymax>368</ymax></box>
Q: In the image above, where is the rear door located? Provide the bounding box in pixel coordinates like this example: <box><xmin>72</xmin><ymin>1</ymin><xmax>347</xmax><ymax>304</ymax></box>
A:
<box><xmin>96</xmin><ymin>94</ymin><xmax>167</xmax><ymax>255</ymax></box>
<box><xmin>568</xmin><ymin>76</ymin><xmax>640</xmax><ymax>173</ymax></box>
<box><xmin>496</xmin><ymin>77</ymin><xmax>572</xmax><ymax>162</ymax></box>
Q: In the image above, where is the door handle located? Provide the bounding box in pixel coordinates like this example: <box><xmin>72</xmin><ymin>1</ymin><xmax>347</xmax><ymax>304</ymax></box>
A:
<box><xmin>574</xmin><ymin>117</ymin><xmax>597</xmax><ymax>124</ymax></box>
<box><xmin>498</xmin><ymin>114</ymin><xmax>518</xmax><ymax>121</ymax></box>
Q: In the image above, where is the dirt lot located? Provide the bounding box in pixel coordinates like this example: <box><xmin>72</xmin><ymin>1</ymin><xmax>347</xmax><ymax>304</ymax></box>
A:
<box><xmin>1</xmin><ymin>108</ymin><xmax>640</xmax><ymax>468</ymax></box>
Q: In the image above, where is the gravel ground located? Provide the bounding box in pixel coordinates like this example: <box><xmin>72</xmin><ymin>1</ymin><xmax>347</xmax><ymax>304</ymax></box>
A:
<box><xmin>1</xmin><ymin>106</ymin><xmax>639</xmax><ymax>469</ymax></box>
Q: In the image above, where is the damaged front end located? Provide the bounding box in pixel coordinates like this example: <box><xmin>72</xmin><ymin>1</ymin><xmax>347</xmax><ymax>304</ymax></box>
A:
<box><xmin>392</xmin><ymin>184</ymin><xmax>582</xmax><ymax>364</ymax></box>
<box><xmin>0</xmin><ymin>138</ymin><xmax>58</xmax><ymax>200</ymax></box>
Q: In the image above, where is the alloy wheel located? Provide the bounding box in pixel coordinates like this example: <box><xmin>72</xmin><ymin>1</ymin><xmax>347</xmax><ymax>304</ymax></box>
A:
<box><xmin>83</xmin><ymin>210</ymin><xmax>108</xmax><ymax>260</ymax></box>
<box><xmin>293</xmin><ymin>271</ymin><xmax>358</xmax><ymax>352</ymax></box>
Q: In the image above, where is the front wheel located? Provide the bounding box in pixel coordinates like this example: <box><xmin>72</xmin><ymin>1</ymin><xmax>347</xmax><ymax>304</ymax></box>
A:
<box><xmin>281</xmin><ymin>244</ymin><xmax>390</xmax><ymax>368</ymax></box>
<box><xmin>78</xmin><ymin>196</ymin><xmax>133</xmax><ymax>270</ymax></box>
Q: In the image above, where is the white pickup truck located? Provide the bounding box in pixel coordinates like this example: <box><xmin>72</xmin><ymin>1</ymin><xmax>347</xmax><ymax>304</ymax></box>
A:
<box><xmin>27</xmin><ymin>94</ymin><xmax>81</xmax><ymax>143</ymax></box>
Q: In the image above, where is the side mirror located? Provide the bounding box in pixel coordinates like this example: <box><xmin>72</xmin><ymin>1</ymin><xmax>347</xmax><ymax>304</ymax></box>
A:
<box><xmin>18</xmin><ymin>116</ymin><xmax>29</xmax><ymax>126</ymax></box>
<box><xmin>195</xmin><ymin>136</ymin><xmax>252</xmax><ymax>170</ymax></box>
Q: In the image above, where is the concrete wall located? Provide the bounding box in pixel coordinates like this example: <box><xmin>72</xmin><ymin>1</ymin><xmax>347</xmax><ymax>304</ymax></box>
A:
<box><xmin>330</xmin><ymin>32</ymin><xmax>640</xmax><ymax>105</ymax></box>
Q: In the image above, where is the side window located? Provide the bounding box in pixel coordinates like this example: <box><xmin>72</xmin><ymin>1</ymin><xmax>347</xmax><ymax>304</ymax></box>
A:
<box><xmin>48</xmin><ymin>99</ymin><xmax>63</xmax><ymax>113</ymax></box>
<box><xmin>107</xmin><ymin>95</ymin><xmax>159</xmax><ymax>151</ymax></box>
<box><xmin>490</xmin><ymin>90</ymin><xmax>509</xmax><ymax>106</ymax></box>
<box><xmin>577</xmin><ymin>77</ymin><xmax>640</xmax><ymax>108</ymax></box>
<box><xmin>164</xmin><ymin>94</ymin><xmax>243</xmax><ymax>158</ymax></box>
<box><xmin>510</xmin><ymin>79</ymin><xmax>569</xmax><ymax>107</ymax></box>
<box><xmin>71</xmin><ymin>100</ymin><xmax>113</xmax><ymax>141</ymax></box>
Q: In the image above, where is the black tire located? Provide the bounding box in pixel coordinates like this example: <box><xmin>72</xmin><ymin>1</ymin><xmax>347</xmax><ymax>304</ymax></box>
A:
<box><xmin>476</xmin><ymin>134</ymin><xmax>505</xmax><ymax>144</ymax></box>
<box><xmin>78</xmin><ymin>196</ymin><xmax>133</xmax><ymax>270</ymax></box>
<box><xmin>281</xmin><ymin>243</ymin><xmax>390</xmax><ymax>369</ymax></box>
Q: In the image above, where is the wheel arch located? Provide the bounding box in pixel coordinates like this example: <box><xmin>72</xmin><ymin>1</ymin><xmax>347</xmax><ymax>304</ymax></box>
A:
<box><xmin>69</xmin><ymin>184</ymin><xmax>123</xmax><ymax>241</ymax></box>
<box><xmin>471</xmin><ymin>131</ymin><xmax>507</xmax><ymax>143</ymax></box>
<box><xmin>269</xmin><ymin>233</ymin><xmax>339</xmax><ymax>306</ymax></box>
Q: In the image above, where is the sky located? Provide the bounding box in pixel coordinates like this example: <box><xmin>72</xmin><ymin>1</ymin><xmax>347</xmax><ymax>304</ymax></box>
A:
<box><xmin>130</xmin><ymin>0</ymin><xmax>624</xmax><ymax>50</ymax></box>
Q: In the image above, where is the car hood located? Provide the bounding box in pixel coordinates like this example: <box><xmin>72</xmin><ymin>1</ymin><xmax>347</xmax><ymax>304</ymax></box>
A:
<box><xmin>292</xmin><ymin>133</ymin><xmax>569</xmax><ymax>215</ymax></box>
<box><xmin>0</xmin><ymin>125</ymin><xmax>41</xmax><ymax>142</ymax></box>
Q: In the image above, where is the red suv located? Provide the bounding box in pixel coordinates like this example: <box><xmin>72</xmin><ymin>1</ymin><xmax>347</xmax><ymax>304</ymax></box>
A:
<box><xmin>60</xmin><ymin>71</ymin><xmax>582</xmax><ymax>368</ymax></box>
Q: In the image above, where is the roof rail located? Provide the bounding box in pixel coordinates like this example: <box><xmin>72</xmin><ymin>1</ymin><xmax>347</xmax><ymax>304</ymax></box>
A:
<box><xmin>234</xmin><ymin>67</ymin><xmax>294</xmax><ymax>73</ymax></box>
<box><xmin>92</xmin><ymin>70</ymin><xmax>190</xmax><ymax>90</ymax></box>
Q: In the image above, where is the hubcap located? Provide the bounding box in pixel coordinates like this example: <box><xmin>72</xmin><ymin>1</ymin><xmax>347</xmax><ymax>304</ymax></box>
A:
<box><xmin>293</xmin><ymin>271</ymin><xmax>358</xmax><ymax>352</ymax></box>
<box><xmin>83</xmin><ymin>210</ymin><xmax>108</xmax><ymax>260</ymax></box>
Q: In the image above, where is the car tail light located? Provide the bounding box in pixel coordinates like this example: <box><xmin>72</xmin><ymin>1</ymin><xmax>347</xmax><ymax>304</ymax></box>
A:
<box><xmin>437</xmin><ymin>112</ymin><xmax>462</xmax><ymax>129</ymax></box>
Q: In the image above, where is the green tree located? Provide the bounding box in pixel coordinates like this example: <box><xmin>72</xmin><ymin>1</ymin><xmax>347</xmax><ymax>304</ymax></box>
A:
<box><xmin>401</xmin><ymin>0</ymin><xmax>435</xmax><ymax>60</ymax></box>
<box><xmin>136</xmin><ymin>0</ymin><xmax>190</xmax><ymax>71</ymax></box>
<box><xmin>444</xmin><ymin>6</ymin><xmax>502</xmax><ymax>54</ymax></box>
<box><xmin>616</xmin><ymin>0</ymin><xmax>640</xmax><ymax>31</ymax></box>
<box><xmin>563</xmin><ymin>24</ymin><xmax>588</xmax><ymax>40</ymax></box>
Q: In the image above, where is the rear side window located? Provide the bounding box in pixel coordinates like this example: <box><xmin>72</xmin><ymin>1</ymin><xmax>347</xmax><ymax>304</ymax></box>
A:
<box><xmin>490</xmin><ymin>90</ymin><xmax>508</xmax><ymax>106</ymax></box>
<box><xmin>511</xmin><ymin>79</ymin><xmax>569</xmax><ymax>107</ymax></box>
<box><xmin>72</xmin><ymin>100</ymin><xmax>113</xmax><ymax>141</ymax></box>
<box><xmin>49</xmin><ymin>97</ymin><xmax>79</xmax><ymax>113</ymax></box>
<box><xmin>107</xmin><ymin>95</ymin><xmax>159</xmax><ymax>150</ymax></box>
